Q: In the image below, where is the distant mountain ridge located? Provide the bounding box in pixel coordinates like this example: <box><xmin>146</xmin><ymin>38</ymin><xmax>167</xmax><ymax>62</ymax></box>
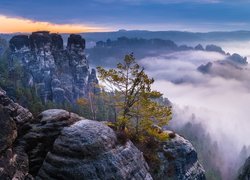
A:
<box><xmin>86</xmin><ymin>36</ymin><xmax>247</xmax><ymax>67</ymax></box>
<box><xmin>80</xmin><ymin>30</ymin><xmax>250</xmax><ymax>43</ymax></box>
<box><xmin>2</xmin><ymin>30</ymin><xmax>250</xmax><ymax>44</ymax></box>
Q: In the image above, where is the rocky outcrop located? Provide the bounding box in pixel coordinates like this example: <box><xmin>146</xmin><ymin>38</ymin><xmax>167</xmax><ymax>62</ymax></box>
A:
<box><xmin>0</xmin><ymin>89</ymin><xmax>206</xmax><ymax>179</ymax></box>
<box><xmin>197</xmin><ymin>62</ymin><xmax>213</xmax><ymax>74</ymax></box>
<box><xmin>37</xmin><ymin>120</ymin><xmax>152</xmax><ymax>180</ymax></box>
<box><xmin>195</xmin><ymin>44</ymin><xmax>204</xmax><ymax>51</ymax></box>
<box><xmin>87</xmin><ymin>69</ymin><xmax>100</xmax><ymax>94</ymax></box>
<box><xmin>205</xmin><ymin>44</ymin><xmax>225</xmax><ymax>54</ymax></box>
<box><xmin>227</xmin><ymin>53</ymin><xmax>248</xmax><ymax>65</ymax></box>
<box><xmin>154</xmin><ymin>131</ymin><xmax>206</xmax><ymax>180</ymax></box>
<box><xmin>22</xmin><ymin>109</ymin><xmax>82</xmax><ymax>176</ymax></box>
<box><xmin>9</xmin><ymin>31</ymin><xmax>99</xmax><ymax>104</ymax></box>
<box><xmin>0</xmin><ymin>88</ymin><xmax>33</xmax><ymax>179</ymax></box>
<box><xmin>0</xmin><ymin>88</ymin><xmax>33</xmax><ymax>130</ymax></box>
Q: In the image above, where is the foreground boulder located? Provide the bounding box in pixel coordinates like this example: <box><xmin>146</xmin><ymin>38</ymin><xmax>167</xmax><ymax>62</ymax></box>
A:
<box><xmin>22</xmin><ymin>109</ymin><xmax>82</xmax><ymax>176</ymax></box>
<box><xmin>37</xmin><ymin>120</ymin><xmax>153</xmax><ymax>180</ymax></box>
<box><xmin>153</xmin><ymin>131</ymin><xmax>206</xmax><ymax>180</ymax></box>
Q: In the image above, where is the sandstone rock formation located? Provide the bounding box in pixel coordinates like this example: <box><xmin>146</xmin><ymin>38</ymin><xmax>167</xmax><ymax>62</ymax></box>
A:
<box><xmin>0</xmin><ymin>88</ymin><xmax>33</xmax><ymax>179</ymax></box>
<box><xmin>0</xmin><ymin>89</ymin><xmax>206</xmax><ymax>179</ymax></box>
<box><xmin>22</xmin><ymin>109</ymin><xmax>82</xmax><ymax>176</ymax></box>
<box><xmin>195</xmin><ymin>44</ymin><xmax>204</xmax><ymax>51</ymax></box>
<box><xmin>37</xmin><ymin>120</ymin><xmax>153</xmax><ymax>180</ymax></box>
<box><xmin>9</xmin><ymin>31</ymin><xmax>99</xmax><ymax>104</ymax></box>
<box><xmin>154</xmin><ymin>131</ymin><xmax>206</xmax><ymax>180</ymax></box>
<box><xmin>197</xmin><ymin>62</ymin><xmax>213</xmax><ymax>74</ymax></box>
<box><xmin>227</xmin><ymin>53</ymin><xmax>248</xmax><ymax>65</ymax></box>
<box><xmin>0</xmin><ymin>88</ymin><xmax>33</xmax><ymax>131</ymax></box>
<box><xmin>205</xmin><ymin>44</ymin><xmax>225</xmax><ymax>54</ymax></box>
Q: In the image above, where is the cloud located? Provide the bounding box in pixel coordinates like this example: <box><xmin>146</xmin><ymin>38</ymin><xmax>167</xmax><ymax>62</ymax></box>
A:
<box><xmin>140</xmin><ymin>50</ymin><xmax>226</xmax><ymax>84</ymax></box>
<box><xmin>0</xmin><ymin>15</ymin><xmax>108</xmax><ymax>33</ymax></box>
<box><xmin>1</xmin><ymin>0</ymin><xmax>250</xmax><ymax>32</ymax></box>
<box><xmin>94</xmin><ymin>0</ymin><xmax>221</xmax><ymax>4</ymax></box>
<box><xmin>139</xmin><ymin>49</ymin><xmax>250</xmax><ymax>177</ymax></box>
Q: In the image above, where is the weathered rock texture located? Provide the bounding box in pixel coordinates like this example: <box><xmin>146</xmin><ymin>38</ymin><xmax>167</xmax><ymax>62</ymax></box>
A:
<box><xmin>9</xmin><ymin>31</ymin><xmax>99</xmax><ymax>104</ymax></box>
<box><xmin>0</xmin><ymin>89</ymin><xmax>206</xmax><ymax>179</ymax></box>
<box><xmin>0</xmin><ymin>88</ymin><xmax>33</xmax><ymax>179</ymax></box>
<box><xmin>0</xmin><ymin>88</ymin><xmax>33</xmax><ymax>127</ymax></box>
<box><xmin>154</xmin><ymin>131</ymin><xmax>206</xmax><ymax>180</ymax></box>
<box><xmin>37</xmin><ymin>120</ymin><xmax>153</xmax><ymax>180</ymax></box>
<box><xmin>22</xmin><ymin>109</ymin><xmax>82</xmax><ymax>176</ymax></box>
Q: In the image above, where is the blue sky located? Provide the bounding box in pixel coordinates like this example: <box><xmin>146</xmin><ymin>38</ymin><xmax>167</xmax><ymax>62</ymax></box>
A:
<box><xmin>0</xmin><ymin>0</ymin><xmax>250</xmax><ymax>32</ymax></box>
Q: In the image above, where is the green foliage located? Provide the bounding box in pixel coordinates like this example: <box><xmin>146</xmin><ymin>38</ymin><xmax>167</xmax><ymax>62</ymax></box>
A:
<box><xmin>97</xmin><ymin>53</ymin><xmax>172</xmax><ymax>142</ymax></box>
<box><xmin>97</xmin><ymin>54</ymin><xmax>172</xmax><ymax>172</ymax></box>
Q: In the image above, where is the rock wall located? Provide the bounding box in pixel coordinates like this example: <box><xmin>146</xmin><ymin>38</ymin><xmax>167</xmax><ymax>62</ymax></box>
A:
<box><xmin>22</xmin><ymin>109</ymin><xmax>82</xmax><ymax>176</ymax></box>
<box><xmin>9</xmin><ymin>31</ymin><xmax>99</xmax><ymax>104</ymax></box>
<box><xmin>0</xmin><ymin>88</ymin><xmax>33</xmax><ymax>179</ymax></box>
<box><xmin>154</xmin><ymin>131</ymin><xmax>206</xmax><ymax>180</ymax></box>
<box><xmin>37</xmin><ymin>120</ymin><xmax>153</xmax><ymax>180</ymax></box>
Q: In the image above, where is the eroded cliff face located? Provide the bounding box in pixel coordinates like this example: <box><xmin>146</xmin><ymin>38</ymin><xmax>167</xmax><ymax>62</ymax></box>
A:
<box><xmin>37</xmin><ymin>120</ymin><xmax>153</xmax><ymax>180</ymax></box>
<box><xmin>8</xmin><ymin>31</ymin><xmax>99</xmax><ymax>104</ymax></box>
<box><xmin>0</xmin><ymin>88</ymin><xmax>33</xmax><ymax>179</ymax></box>
<box><xmin>0</xmin><ymin>89</ymin><xmax>206</xmax><ymax>180</ymax></box>
<box><xmin>155</xmin><ymin>131</ymin><xmax>206</xmax><ymax>180</ymax></box>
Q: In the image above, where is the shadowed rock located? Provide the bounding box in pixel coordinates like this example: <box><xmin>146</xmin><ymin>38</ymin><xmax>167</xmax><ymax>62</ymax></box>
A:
<box><xmin>0</xmin><ymin>88</ymin><xmax>33</xmax><ymax>179</ymax></box>
<box><xmin>228</xmin><ymin>53</ymin><xmax>248</xmax><ymax>65</ymax></box>
<box><xmin>197</xmin><ymin>62</ymin><xmax>213</xmax><ymax>74</ymax></box>
<box><xmin>51</xmin><ymin>33</ymin><xmax>64</xmax><ymax>51</ymax></box>
<box><xmin>9</xmin><ymin>35</ymin><xmax>30</xmax><ymax>51</ymax></box>
<box><xmin>154</xmin><ymin>131</ymin><xmax>206</xmax><ymax>180</ymax></box>
<box><xmin>9</xmin><ymin>32</ymin><xmax>98</xmax><ymax>104</ymax></box>
<box><xmin>29</xmin><ymin>31</ymin><xmax>51</xmax><ymax>51</ymax></box>
<box><xmin>195</xmin><ymin>44</ymin><xmax>204</xmax><ymax>51</ymax></box>
<box><xmin>205</xmin><ymin>44</ymin><xmax>225</xmax><ymax>54</ymax></box>
<box><xmin>23</xmin><ymin>109</ymin><xmax>82</xmax><ymax>176</ymax></box>
<box><xmin>67</xmin><ymin>34</ymin><xmax>85</xmax><ymax>50</ymax></box>
<box><xmin>0</xmin><ymin>89</ymin><xmax>33</xmax><ymax>129</ymax></box>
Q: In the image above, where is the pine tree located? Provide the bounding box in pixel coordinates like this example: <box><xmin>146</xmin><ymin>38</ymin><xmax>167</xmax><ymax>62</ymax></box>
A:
<box><xmin>97</xmin><ymin>53</ymin><xmax>172</xmax><ymax>141</ymax></box>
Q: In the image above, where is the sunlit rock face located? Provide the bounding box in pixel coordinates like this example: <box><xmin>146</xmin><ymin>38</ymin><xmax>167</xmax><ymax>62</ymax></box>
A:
<box><xmin>8</xmin><ymin>31</ymin><xmax>98</xmax><ymax>104</ymax></box>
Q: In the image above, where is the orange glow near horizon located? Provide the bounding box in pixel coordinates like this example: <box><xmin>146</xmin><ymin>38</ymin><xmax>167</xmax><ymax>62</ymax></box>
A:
<box><xmin>0</xmin><ymin>15</ymin><xmax>109</xmax><ymax>33</ymax></box>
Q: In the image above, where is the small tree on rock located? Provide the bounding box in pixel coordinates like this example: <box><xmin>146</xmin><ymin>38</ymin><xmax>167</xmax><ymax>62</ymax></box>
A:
<box><xmin>97</xmin><ymin>53</ymin><xmax>172</xmax><ymax>141</ymax></box>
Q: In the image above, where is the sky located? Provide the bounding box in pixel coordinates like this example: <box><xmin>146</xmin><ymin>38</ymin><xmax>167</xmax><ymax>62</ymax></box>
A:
<box><xmin>1</xmin><ymin>0</ymin><xmax>250</xmax><ymax>33</ymax></box>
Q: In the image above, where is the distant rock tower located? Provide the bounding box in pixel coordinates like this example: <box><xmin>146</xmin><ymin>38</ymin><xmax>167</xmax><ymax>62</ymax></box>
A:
<box><xmin>9</xmin><ymin>31</ymin><xmax>99</xmax><ymax>104</ymax></box>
